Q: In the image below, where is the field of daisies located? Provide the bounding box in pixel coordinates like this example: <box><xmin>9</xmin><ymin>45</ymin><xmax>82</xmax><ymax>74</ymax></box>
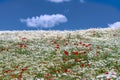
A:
<box><xmin>0</xmin><ymin>28</ymin><xmax>120</xmax><ymax>80</ymax></box>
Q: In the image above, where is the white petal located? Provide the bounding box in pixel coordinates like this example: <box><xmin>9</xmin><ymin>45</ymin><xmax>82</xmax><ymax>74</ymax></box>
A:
<box><xmin>111</xmin><ymin>75</ymin><xmax>117</xmax><ymax>78</ymax></box>
<box><xmin>96</xmin><ymin>74</ymin><xmax>105</xmax><ymax>78</ymax></box>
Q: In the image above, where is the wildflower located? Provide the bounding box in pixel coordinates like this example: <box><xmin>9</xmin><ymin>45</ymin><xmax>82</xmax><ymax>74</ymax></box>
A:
<box><xmin>74</xmin><ymin>58</ymin><xmax>79</xmax><ymax>62</ymax></box>
<box><xmin>19</xmin><ymin>44</ymin><xmax>27</xmax><ymax>48</ymax></box>
<box><xmin>64</xmin><ymin>69</ymin><xmax>70</xmax><ymax>73</ymax></box>
<box><xmin>44</xmin><ymin>73</ymin><xmax>51</xmax><ymax>78</ymax></box>
<box><xmin>64</xmin><ymin>42</ymin><xmax>68</xmax><ymax>46</ymax></box>
<box><xmin>63</xmin><ymin>58</ymin><xmax>68</xmax><ymax>61</ymax></box>
<box><xmin>113</xmin><ymin>34</ymin><xmax>116</xmax><ymax>36</ymax></box>
<box><xmin>18</xmin><ymin>74</ymin><xmax>22</xmax><ymax>80</ymax></box>
<box><xmin>80</xmin><ymin>64</ymin><xmax>84</xmax><ymax>68</ymax></box>
<box><xmin>82</xmin><ymin>43</ymin><xmax>86</xmax><ymax>46</ymax></box>
<box><xmin>89</xmin><ymin>47</ymin><xmax>93</xmax><ymax>51</ymax></box>
<box><xmin>87</xmin><ymin>63</ymin><xmax>91</xmax><ymax>67</ymax></box>
<box><xmin>79</xmin><ymin>41</ymin><xmax>83</xmax><ymax>45</ymax></box>
<box><xmin>57</xmin><ymin>70</ymin><xmax>61</xmax><ymax>73</ymax></box>
<box><xmin>6</xmin><ymin>48</ymin><xmax>9</xmax><ymax>51</ymax></box>
<box><xmin>73</xmin><ymin>51</ymin><xmax>79</xmax><ymax>56</ymax></box>
<box><xmin>107</xmin><ymin>78</ymin><xmax>111</xmax><ymax>80</ymax></box>
<box><xmin>5</xmin><ymin>69</ymin><xmax>11</xmax><ymax>73</ymax></box>
<box><xmin>85</xmin><ymin>43</ymin><xmax>92</xmax><ymax>47</ymax></box>
<box><xmin>105</xmin><ymin>71</ymin><xmax>109</xmax><ymax>74</ymax></box>
<box><xmin>21</xmin><ymin>37</ymin><xmax>27</xmax><ymax>42</ymax></box>
<box><xmin>55</xmin><ymin>44</ymin><xmax>60</xmax><ymax>49</ymax></box>
<box><xmin>41</xmin><ymin>62</ymin><xmax>46</xmax><ymax>64</ymax></box>
<box><xmin>80</xmin><ymin>51</ymin><xmax>87</xmax><ymax>54</ymax></box>
<box><xmin>97</xmin><ymin>45</ymin><xmax>101</xmax><ymax>49</ymax></box>
<box><xmin>11</xmin><ymin>74</ymin><xmax>15</xmax><ymax>78</ymax></box>
<box><xmin>16</xmin><ymin>66</ymin><xmax>19</xmax><ymax>69</ymax></box>
<box><xmin>97</xmin><ymin>70</ymin><xmax>117</xmax><ymax>79</ymax></box>
<box><xmin>1</xmin><ymin>48</ymin><xmax>5</xmax><ymax>51</ymax></box>
<box><xmin>74</xmin><ymin>43</ymin><xmax>78</xmax><ymax>46</ymax></box>
<box><xmin>36</xmin><ymin>78</ymin><xmax>44</xmax><ymax>80</ymax></box>
<box><xmin>62</xmin><ymin>73</ymin><xmax>67</xmax><ymax>76</ymax></box>
<box><xmin>85</xmin><ymin>45</ymin><xmax>89</xmax><ymax>47</ymax></box>
<box><xmin>87</xmin><ymin>43</ymin><xmax>92</xmax><ymax>46</ymax></box>
<box><xmin>52</xmin><ymin>40</ymin><xmax>56</xmax><ymax>44</ymax></box>
<box><xmin>64</xmin><ymin>50</ymin><xmax>69</xmax><ymax>56</ymax></box>
<box><xmin>49</xmin><ymin>78</ymin><xmax>55</xmax><ymax>80</ymax></box>
<box><xmin>21</xmin><ymin>37</ymin><xmax>27</xmax><ymax>40</ymax></box>
<box><xmin>21</xmin><ymin>66</ymin><xmax>28</xmax><ymax>73</ymax></box>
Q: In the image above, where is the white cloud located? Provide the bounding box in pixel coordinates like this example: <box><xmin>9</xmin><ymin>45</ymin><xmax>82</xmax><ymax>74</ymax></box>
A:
<box><xmin>108</xmin><ymin>22</ymin><xmax>120</xmax><ymax>29</ymax></box>
<box><xmin>20</xmin><ymin>14</ymin><xmax>68</xmax><ymax>28</ymax></box>
<box><xmin>80</xmin><ymin>0</ymin><xmax>85</xmax><ymax>3</ymax></box>
<box><xmin>48</xmin><ymin>0</ymin><xmax>70</xmax><ymax>3</ymax></box>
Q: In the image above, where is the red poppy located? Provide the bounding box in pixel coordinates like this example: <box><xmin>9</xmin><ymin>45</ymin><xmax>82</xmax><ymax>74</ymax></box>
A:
<box><xmin>5</xmin><ymin>69</ymin><xmax>11</xmax><ymax>73</ymax></box>
<box><xmin>16</xmin><ymin>66</ymin><xmax>19</xmax><ymax>69</ymax></box>
<box><xmin>89</xmin><ymin>48</ymin><xmax>93</xmax><ymax>51</ymax></box>
<box><xmin>21</xmin><ymin>66</ymin><xmax>28</xmax><ymax>72</ymax></box>
<box><xmin>97</xmin><ymin>45</ymin><xmax>101</xmax><ymax>49</ymax></box>
<box><xmin>44</xmin><ymin>73</ymin><xmax>51</xmax><ymax>78</ymax></box>
<box><xmin>80</xmin><ymin>51</ymin><xmax>87</xmax><ymax>54</ymax></box>
<box><xmin>87</xmin><ymin>64</ymin><xmax>91</xmax><ymax>67</ymax></box>
<box><xmin>79</xmin><ymin>41</ymin><xmax>83</xmax><ymax>44</ymax></box>
<box><xmin>74</xmin><ymin>43</ymin><xmax>76</xmax><ymax>45</ymax></box>
<box><xmin>64</xmin><ymin>69</ymin><xmax>70</xmax><ymax>73</ymax></box>
<box><xmin>21</xmin><ymin>37</ymin><xmax>28</xmax><ymax>42</ymax></box>
<box><xmin>63</xmin><ymin>58</ymin><xmax>68</xmax><ymax>61</ymax></box>
<box><xmin>18</xmin><ymin>74</ymin><xmax>22</xmax><ymax>80</ymax></box>
<box><xmin>107</xmin><ymin>78</ymin><xmax>111</xmax><ymax>80</ymax></box>
<box><xmin>64</xmin><ymin>50</ymin><xmax>69</xmax><ymax>56</ymax></box>
<box><xmin>64</xmin><ymin>42</ymin><xmax>68</xmax><ymax>46</ymax></box>
<box><xmin>74</xmin><ymin>58</ymin><xmax>79</xmax><ymax>62</ymax></box>
<box><xmin>82</xmin><ymin>43</ymin><xmax>86</xmax><ymax>46</ymax></box>
<box><xmin>52</xmin><ymin>40</ymin><xmax>56</xmax><ymax>44</ymax></box>
<box><xmin>19</xmin><ymin>44</ymin><xmax>27</xmax><ymax>48</ymax></box>
<box><xmin>49</xmin><ymin>78</ymin><xmax>55</xmax><ymax>80</ymax></box>
<box><xmin>105</xmin><ymin>71</ymin><xmax>109</xmax><ymax>74</ymax></box>
<box><xmin>21</xmin><ymin>37</ymin><xmax>27</xmax><ymax>40</ymax></box>
<box><xmin>73</xmin><ymin>51</ymin><xmax>78</xmax><ymax>56</ymax></box>
<box><xmin>85</xmin><ymin>45</ymin><xmax>89</xmax><ymax>47</ymax></box>
<box><xmin>80</xmin><ymin>64</ymin><xmax>84</xmax><ymax>68</ymax></box>
<box><xmin>19</xmin><ymin>44</ymin><xmax>23</xmax><ymax>48</ymax></box>
<box><xmin>11</xmin><ymin>74</ymin><xmax>15</xmax><ymax>78</ymax></box>
<box><xmin>85</xmin><ymin>43</ymin><xmax>92</xmax><ymax>47</ymax></box>
<box><xmin>55</xmin><ymin>44</ymin><xmax>60</xmax><ymax>49</ymax></box>
<box><xmin>87</xmin><ymin>43</ymin><xmax>92</xmax><ymax>46</ymax></box>
<box><xmin>56</xmin><ymin>44</ymin><xmax>59</xmax><ymax>46</ymax></box>
<box><xmin>74</xmin><ymin>43</ymin><xmax>78</xmax><ymax>46</ymax></box>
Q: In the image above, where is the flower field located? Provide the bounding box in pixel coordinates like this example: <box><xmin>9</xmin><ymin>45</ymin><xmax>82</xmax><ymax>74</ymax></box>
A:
<box><xmin>0</xmin><ymin>28</ymin><xmax>120</xmax><ymax>80</ymax></box>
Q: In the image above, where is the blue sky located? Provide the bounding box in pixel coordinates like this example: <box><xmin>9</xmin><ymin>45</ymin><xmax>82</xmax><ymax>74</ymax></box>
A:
<box><xmin>0</xmin><ymin>0</ymin><xmax>120</xmax><ymax>30</ymax></box>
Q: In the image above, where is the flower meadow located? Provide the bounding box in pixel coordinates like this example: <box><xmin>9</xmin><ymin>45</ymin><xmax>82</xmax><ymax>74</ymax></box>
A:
<box><xmin>0</xmin><ymin>28</ymin><xmax>120</xmax><ymax>80</ymax></box>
